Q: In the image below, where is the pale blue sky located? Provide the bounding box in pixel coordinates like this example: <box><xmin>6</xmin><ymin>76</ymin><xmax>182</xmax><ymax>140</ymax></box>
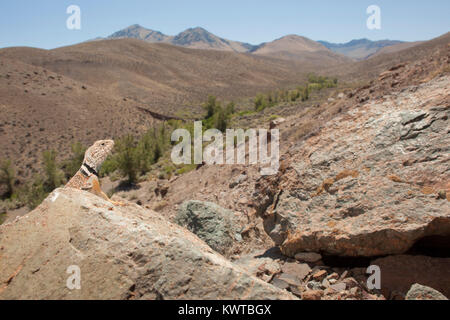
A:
<box><xmin>0</xmin><ymin>0</ymin><xmax>449</xmax><ymax>49</ymax></box>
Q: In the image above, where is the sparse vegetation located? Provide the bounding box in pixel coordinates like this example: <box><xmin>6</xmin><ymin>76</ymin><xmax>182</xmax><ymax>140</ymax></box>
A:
<box><xmin>250</xmin><ymin>74</ymin><xmax>336</xmax><ymax>113</ymax></box>
<box><xmin>0</xmin><ymin>159</ymin><xmax>16</xmax><ymax>199</ymax></box>
<box><xmin>202</xmin><ymin>95</ymin><xmax>233</xmax><ymax>131</ymax></box>
<box><xmin>61</xmin><ymin>142</ymin><xmax>86</xmax><ymax>179</ymax></box>
<box><xmin>1</xmin><ymin>74</ymin><xmax>341</xmax><ymax>213</ymax></box>
<box><xmin>101</xmin><ymin>121</ymin><xmax>192</xmax><ymax>185</ymax></box>
<box><xmin>21</xmin><ymin>175</ymin><xmax>48</xmax><ymax>210</ymax></box>
<box><xmin>42</xmin><ymin>150</ymin><xmax>64</xmax><ymax>191</ymax></box>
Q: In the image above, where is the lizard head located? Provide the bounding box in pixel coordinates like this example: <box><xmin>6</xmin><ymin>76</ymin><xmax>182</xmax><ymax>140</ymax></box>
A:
<box><xmin>83</xmin><ymin>139</ymin><xmax>115</xmax><ymax>173</ymax></box>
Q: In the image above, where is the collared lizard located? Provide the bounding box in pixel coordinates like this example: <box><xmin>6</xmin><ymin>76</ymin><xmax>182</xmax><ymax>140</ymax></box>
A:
<box><xmin>65</xmin><ymin>139</ymin><xmax>123</xmax><ymax>206</ymax></box>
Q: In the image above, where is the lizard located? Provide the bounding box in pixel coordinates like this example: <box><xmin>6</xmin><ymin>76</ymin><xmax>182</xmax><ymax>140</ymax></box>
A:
<box><xmin>65</xmin><ymin>139</ymin><xmax>123</xmax><ymax>206</ymax></box>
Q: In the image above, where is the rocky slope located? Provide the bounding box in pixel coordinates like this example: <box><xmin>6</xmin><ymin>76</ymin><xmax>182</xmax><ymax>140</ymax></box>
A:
<box><xmin>107</xmin><ymin>48</ymin><xmax>449</xmax><ymax>300</ymax></box>
<box><xmin>255</xmin><ymin>74</ymin><xmax>449</xmax><ymax>257</ymax></box>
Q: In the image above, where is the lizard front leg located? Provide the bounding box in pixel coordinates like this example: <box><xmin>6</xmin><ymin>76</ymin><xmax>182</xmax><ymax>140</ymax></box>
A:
<box><xmin>83</xmin><ymin>176</ymin><xmax>126</xmax><ymax>206</ymax></box>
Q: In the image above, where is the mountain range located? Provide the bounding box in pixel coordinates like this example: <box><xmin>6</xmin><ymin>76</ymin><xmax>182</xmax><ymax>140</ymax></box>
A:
<box><xmin>318</xmin><ymin>39</ymin><xmax>409</xmax><ymax>60</ymax></box>
<box><xmin>106</xmin><ymin>24</ymin><xmax>411</xmax><ymax>60</ymax></box>
<box><xmin>108</xmin><ymin>24</ymin><xmax>256</xmax><ymax>53</ymax></box>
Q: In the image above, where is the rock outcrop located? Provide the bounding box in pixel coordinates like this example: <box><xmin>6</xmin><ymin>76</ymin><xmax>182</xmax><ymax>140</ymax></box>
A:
<box><xmin>406</xmin><ymin>284</ymin><xmax>448</xmax><ymax>300</ymax></box>
<box><xmin>255</xmin><ymin>75</ymin><xmax>450</xmax><ymax>257</ymax></box>
<box><xmin>0</xmin><ymin>188</ymin><xmax>295</xmax><ymax>300</ymax></box>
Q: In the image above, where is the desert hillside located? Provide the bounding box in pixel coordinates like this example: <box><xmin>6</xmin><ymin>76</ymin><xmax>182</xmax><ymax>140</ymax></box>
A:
<box><xmin>319</xmin><ymin>39</ymin><xmax>405</xmax><ymax>60</ymax></box>
<box><xmin>0</xmin><ymin>38</ymin><xmax>341</xmax><ymax>182</ymax></box>
<box><xmin>331</xmin><ymin>32</ymin><xmax>450</xmax><ymax>81</ymax></box>
<box><xmin>0</xmin><ymin>38</ymin><xmax>331</xmax><ymax>116</ymax></box>
<box><xmin>1</xmin><ymin>37</ymin><xmax>448</xmax><ymax>300</ymax></box>
<box><xmin>252</xmin><ymin>35</ymin><xmax>352</xmax><ymax>63</ymax></box>
<box><xmin>0</xmin><ymin>14</ymin><xmax>449</xmax><ymax>302</ymax></box>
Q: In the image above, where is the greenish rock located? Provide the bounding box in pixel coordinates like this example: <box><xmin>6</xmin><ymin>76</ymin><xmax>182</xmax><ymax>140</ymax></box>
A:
<box><xmin>175</xmin><ymin>200</ymin><xmax>241</xmax><ymax>254</ymax></box>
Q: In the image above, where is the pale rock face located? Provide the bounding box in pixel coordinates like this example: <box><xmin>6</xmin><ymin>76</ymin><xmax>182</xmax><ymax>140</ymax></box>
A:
<box><xmin>0</xmin><ymin>188</ymin><xmax>296</xmax><ymax>300</ymax></box>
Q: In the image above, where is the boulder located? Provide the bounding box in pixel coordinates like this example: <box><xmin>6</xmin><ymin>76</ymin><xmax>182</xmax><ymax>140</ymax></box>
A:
<box><xmin>255</xmin><ymin>76</ymin><xmax>450</xmax><ymax>257</ymax></box>
<box><xmin>405</xmin><ymin>284</ymin><xmax>448</xmax><ymax>300</ymax></box>
<box><xmin>175</xmin><ymin>200</ymin><xmax>243</xmax><ymax>255</ymax></box>
<box><xmin>0</xmin><ymin>188</ymin><xmax>295</xmax><ymax>300</ymax></box>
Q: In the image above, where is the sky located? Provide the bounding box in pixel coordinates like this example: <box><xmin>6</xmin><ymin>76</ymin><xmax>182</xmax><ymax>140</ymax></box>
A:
<box><xmin>0</xmin><ymin>0</ymin><xmax>449</xmax><ymax>49</ymax></box>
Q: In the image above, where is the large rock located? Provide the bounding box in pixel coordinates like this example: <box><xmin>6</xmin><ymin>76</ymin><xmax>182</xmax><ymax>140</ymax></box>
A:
<box><xmin>255</xmin><ymin>76</ymin><xmax>450</xmax><ymax>257</ymax></box>
<box><xmin>405</xmin><ymin>284</ymin><xmax>448</xmax><ymax>300</ymax></box>
<box><xmin>0</xmin><ymin>188</ymin><xmax>295</xmax><ymax>300</ymax></box>
<box><xmin>371</xmin><ymin>255</ymin><xmax>450</xmax><ymax>299</ymax></box>
<box><xmin>175</xmin><ymin>200</ymin><xmax>243</xmax><ymax>255</ymax></box>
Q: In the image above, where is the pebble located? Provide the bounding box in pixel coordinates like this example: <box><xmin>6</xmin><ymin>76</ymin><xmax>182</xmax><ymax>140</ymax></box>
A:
<box><xmin>301</xmin><ymin>290</ymin><xmax>323</xmax><ymax>300</ymax></box>
<box><xmin>330</xmin><ymin>282</ymin><xmax>347</xmax><ymax>292</ymax></box>
<box><xmin>271</xmin><ymin>278</ymin><xmax>289</xmax><ymax>290</ymax></box>
<box><xmin>312</xmin><ymin>270</ymin><xmax>327</xmax><ymax>281</ymax></box>
<box><xmin>306</xmin><ymin>281</ymin><xmax>322</xmax><ymax>291</ymax></box>
<box><xmin>329</xmin><ymin>279</ymin><xmax>338</xmax><ymax>284</ymax></box>
<box><xmin>278</xmin><ymin>273</ymin><xmax>302</xmax><ymax>287</ymax></box>
<box><xmin>327</xmin><ymin>272</ymin><xmax>339</xmax><ymax>280</ymax></box>
<box><xmin>281</xmin><ymin>262</ymin><xmax>311</xmax><ymax>280</ymax></box>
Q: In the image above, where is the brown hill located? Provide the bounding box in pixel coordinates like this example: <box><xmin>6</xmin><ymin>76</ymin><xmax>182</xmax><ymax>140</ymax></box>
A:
<box><xmin>1</xmin><ymin>32</ymin><xmax>448</xmax><ymax>185</ymax></box>
<box><xmin>0</xmin><ymin>38</ymin><xmax>346</xmax><ymax>181</ymax></box>
<box><xmin>327</xmin><ymin>32</ymin><xmax>450</xmax><ymax>81</ymax></box>
<box><xmin>0</xmin><ymin>56</ymin><xmax>156</xmax><ymax>183</ymax></box>
<box><xmin>252</xmin><ymin>35</ymin><xmax>351</xmax><ymax>63</ymax></box>
<box><xmin>0</xmin><ymin>38</ymin><xmax>343</xmax><ymax>116</ymax></box>
<box><xmin>369</xmin><ymin>41</ymin><xmax>424</xmax><ymax>58</ymax></box>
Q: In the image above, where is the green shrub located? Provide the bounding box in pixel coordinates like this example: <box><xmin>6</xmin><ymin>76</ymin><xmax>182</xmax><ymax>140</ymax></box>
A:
<box><xmin>307</xmin><ymin>73</ymin><xmax>337</xmax><ymax>90</ymax></box>
<box><xmin>99</xmin><ymin>157</ymin><xmax>118</xmax><ymax>177</ymax></box>
<box><xmin>214</xmin><ymin>107</ymin><xmax>228</xmax><ymax>132</ymax></box>
<box><xmin>204</xmin><ymin>95</ymin><xmax>218</xmax><ymax>119</ymax></box>
<box><xmin>115</xmin><ymin>135</ymin><xmax>140</xmax><ymax>184</ymax></box>
<box><xmin>22</xmin><ymin>175</ymin><xmax>48</xmax><ymax>209</ymax></box>
<box><xmin>225</xmin><ymin>102</ymin><xmax>235</xmax><ymax>115</ymax></box>
<box><xmin>61</xmin><ymin>142</ymin><xmax>86</xmax><ymax>179</ymax></box>
<box><xmin>42</xmin><ymin>150</ymin><xmax>64</xmax><ymax>191</ymax></box>
<box><xmin>0</xmin><ymin>159</ymin><xmax>15</xmax><ymax>199</ymax></box>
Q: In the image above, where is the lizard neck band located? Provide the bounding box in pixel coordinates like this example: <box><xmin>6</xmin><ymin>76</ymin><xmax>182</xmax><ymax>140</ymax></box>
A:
<box><xmin>81</xmin><ymin>163</ymin><xmax>99</xmax><ymax>177</ymax></box>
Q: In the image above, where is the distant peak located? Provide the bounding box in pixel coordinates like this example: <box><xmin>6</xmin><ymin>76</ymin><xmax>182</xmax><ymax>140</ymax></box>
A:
<box><xmin>127</xmin><ymin>24</ymin><xmax>144</xmax><ymax>29</ymax></box>
<box><xmin>183</xmin><ymin>27</ymin><xmax>211</xmax><ymax>34</ymax></box>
